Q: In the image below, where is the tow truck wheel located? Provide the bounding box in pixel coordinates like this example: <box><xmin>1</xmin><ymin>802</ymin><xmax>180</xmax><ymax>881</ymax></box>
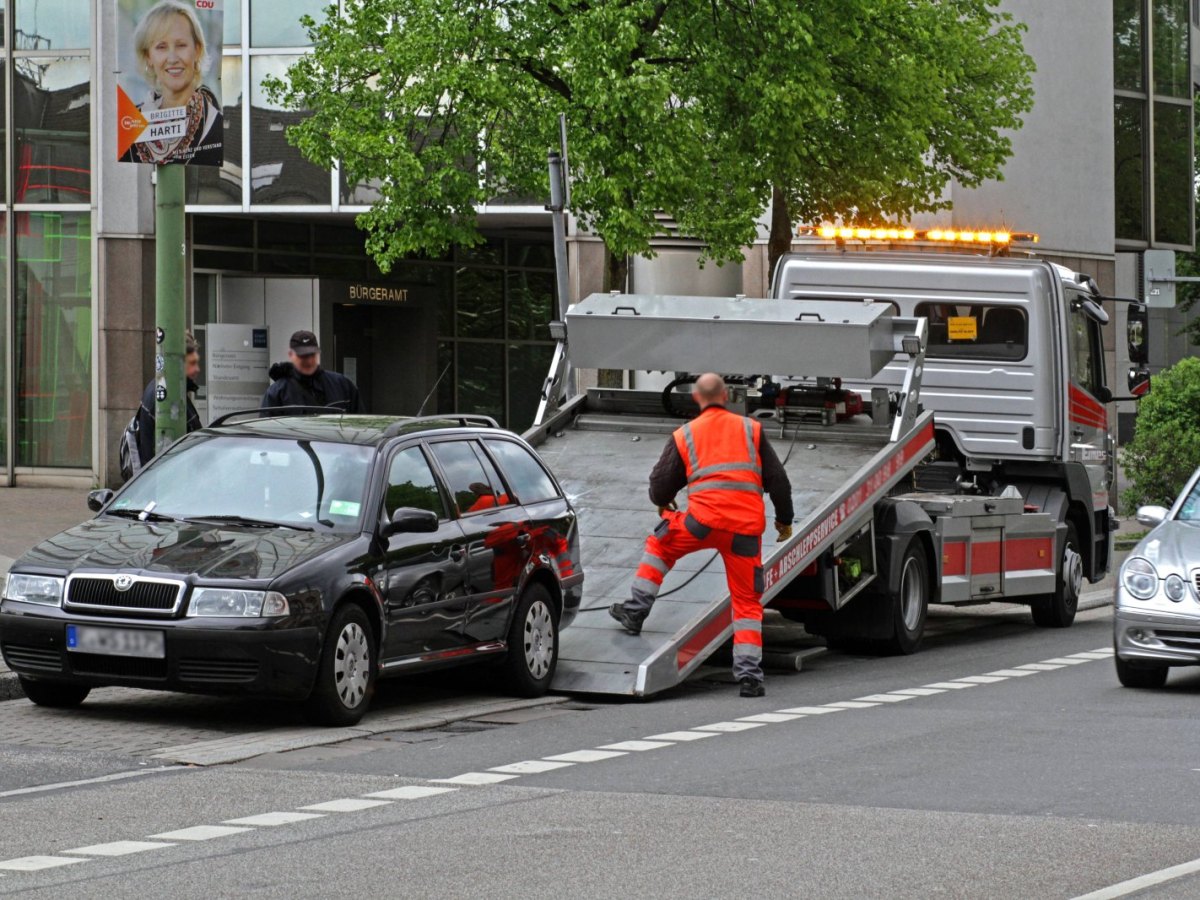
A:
<box><xmin>303</xmin><ymin>603</ymin><xmax>376</xmax><ymax>727</ymax></box>
<box><xmin>883</xmin><ymin>539</ymin><xmax>929</xmax><ymax>655</ymax></box>
<box><xmin>19</xmin><ymin>677</ymin><xmax>90</xmax><ymax>708</ymax></box>
<box><xmin>1031</xmin><ymin>523</ymin><xmax>1081</xmax><ymax>628</ymax></box>
<box><xmin>502</xmin><ymin>583</ymin><xmax>559</xmax><ymax>697</ymax></box>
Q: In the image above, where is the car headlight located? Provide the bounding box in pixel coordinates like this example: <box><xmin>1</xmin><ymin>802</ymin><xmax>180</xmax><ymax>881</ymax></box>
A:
<box><xmin>1164</xmin><ymin>573</ymin><xmax>1188</xmax><ymax>602</ymax></box>
<box><xmin>187</xmin><ymin>588</ymin><xmax>290</xmax><ymax>618</ymax></box>
<box><xmin>1122</xmin><ymin>558</ymin><xmax>1159</xmax><ymax>601</ymax></box>
<box><xmin>4</xmin><ymin>574</ymin><xmax>65</xmax><ymax>606</ymax></box>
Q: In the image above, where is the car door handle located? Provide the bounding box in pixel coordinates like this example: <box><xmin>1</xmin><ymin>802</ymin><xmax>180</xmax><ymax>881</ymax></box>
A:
<box><xmin>449</xmin><ymin>544</ymin><xmax>465</xmax><ymax>562</ymax></box>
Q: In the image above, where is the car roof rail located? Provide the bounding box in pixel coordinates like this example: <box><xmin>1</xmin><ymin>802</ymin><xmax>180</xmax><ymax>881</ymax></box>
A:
<box><xmin>208</xmin><ymin>404</ymin><xmax>351</xmax><ymax>428</ymax></box>
<box><xmin>381</xmin><ymin>414</ymin><xmax>500</xmax><ymax>438</ymax></box>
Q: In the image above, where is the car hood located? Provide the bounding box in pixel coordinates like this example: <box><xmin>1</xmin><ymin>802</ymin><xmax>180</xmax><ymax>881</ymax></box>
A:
<box><xmin>1134</xmin><ymin>519</ymin><xmax>1200</xmax><ymax>574</ymax></box>
<box><xmin>14</xmin><ymin>517</ymin><xmax>357</xmax><ymax>581</ymax></box>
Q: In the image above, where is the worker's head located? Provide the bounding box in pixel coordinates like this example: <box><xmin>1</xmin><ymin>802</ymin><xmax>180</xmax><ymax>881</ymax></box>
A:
<box><xmin>692</xmin><ymin>372</ymin><xmax>727</xmax><ymax>409</ymax></box>
<box><xmin>288</xmin><ymin>330</ymin><xmax>321</xmax><ymax>376</ymax></box>
<box><xmin>184</xmin><ymin>331</ymin><xmax>200</xmax><ymax>381</ymax></box>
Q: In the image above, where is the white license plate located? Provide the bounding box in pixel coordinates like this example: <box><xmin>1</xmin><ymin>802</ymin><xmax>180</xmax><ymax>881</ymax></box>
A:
<box><xmin>66</xmin><ymin>624</ymin><xmax>165</xmax><ymax>659</ymax></box>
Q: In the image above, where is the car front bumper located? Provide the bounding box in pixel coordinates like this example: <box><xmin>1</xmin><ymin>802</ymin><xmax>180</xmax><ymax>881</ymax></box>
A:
<box><xmin>0</xmin><ymin>601</ymin><xmax>321</xmax><ymax>699</ymax></box>
<box><xmin>1114</xmin><ymin>602</ymin><xmax>1200</xmax><ymax>666</ymax></box>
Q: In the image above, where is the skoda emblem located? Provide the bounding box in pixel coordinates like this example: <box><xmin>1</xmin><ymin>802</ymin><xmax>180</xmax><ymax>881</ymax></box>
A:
<box><xmin>113</xmin><ymin>574</ymin><xmax>134</xmax><ymax>592</ymax></box>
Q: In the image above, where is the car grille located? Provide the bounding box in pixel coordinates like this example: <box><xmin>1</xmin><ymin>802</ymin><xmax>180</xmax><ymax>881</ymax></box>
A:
<box><xmin>178</xmin><ymin>658</ymin><xmax>260</xmax><ymax>684</ymax></box>
<box><xmin>68</xmin><ymin>653</ymin><xmax>167</xmax><ymax>680</ymax></box>
<box><xmin>1154</xmin><ymin>630</ymin><xmax>1200</xmax><ymax>652</ymax></box>
<box><xmin>1</xmin><ymin>643</ymin><xmax>62</xmax><ymax>673</ymax></box>
<box><xmin>64</xmin><ymin>576</ymin><xmax>182</xmax><ymax>615</ymax></box>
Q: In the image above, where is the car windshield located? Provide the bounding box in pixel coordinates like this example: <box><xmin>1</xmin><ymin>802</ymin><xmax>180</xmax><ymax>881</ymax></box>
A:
<box><xmin>111</xmin><ymin>434</ymin><xmax>374</xmax><ymax>532</ymax></box>
<box><xmin>1178</xmin><ymin>481</ymin><xmax>1200</xmax><ymax>521</ymax></box>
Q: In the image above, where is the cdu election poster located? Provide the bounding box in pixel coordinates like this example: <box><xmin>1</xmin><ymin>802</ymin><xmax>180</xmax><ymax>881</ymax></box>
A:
<box><xmin>116</xmin><ymin>0</ymin><xmax>223</xmax><ymax>166</ymax></box>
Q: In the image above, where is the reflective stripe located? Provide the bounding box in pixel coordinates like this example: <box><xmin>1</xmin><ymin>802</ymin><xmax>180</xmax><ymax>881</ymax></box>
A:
<box><xmin>631</xmin><ymin>577</ymin><xmax>662</xmax><ymax>600</ymax></box>
<box><xmin>690</xmin><ymin>481</ymin><xmax>764</xmax><ymax>495</ymax></box>
<box><xmin>687</xmin><ymin>461</ymin><xmax>761</xmax><ymax>483</ymax></box>
<box><xmin>680</xmin><ymin>423</ymin><xmax>700</xmax><ymax>471</ymax></box>
<box><xmin>733</xmin><ymin>618</ymin><xmax>761</xmax><ymax>632</ymax></box>
<box><xmin>743</xmin><ymin>417</ymin><xmax>757</xmax><ymax>465</ymax></box>
<box><xmin>732</xmin><ymin>643</ymin><xmax>763</xmax><ymax>660</ymax></box>
<box><xmin>639</xmin><ymin>553</ymin><xmax>670</xmax><ymax>576</ymax></box>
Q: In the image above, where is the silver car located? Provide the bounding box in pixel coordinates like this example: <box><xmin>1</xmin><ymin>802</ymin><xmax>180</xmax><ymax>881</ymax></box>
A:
<box><xmin>1113</xmin><ymin>470</ymin><xmax>1200</xmax><ymax>688</ymax></box>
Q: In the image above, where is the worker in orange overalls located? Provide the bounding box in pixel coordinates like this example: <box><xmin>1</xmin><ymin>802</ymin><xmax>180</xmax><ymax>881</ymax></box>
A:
<box><xmin>610</xmin><ymin>373</ymin><xmax>794</xmax><ymax>697</ymax></box>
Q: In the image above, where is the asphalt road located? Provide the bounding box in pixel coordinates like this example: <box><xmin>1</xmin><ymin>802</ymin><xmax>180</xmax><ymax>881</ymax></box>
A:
<box><xmin>3</xmin><ymin>595</ymin><xmax>1199</xmax><ymax>900</ymax></box>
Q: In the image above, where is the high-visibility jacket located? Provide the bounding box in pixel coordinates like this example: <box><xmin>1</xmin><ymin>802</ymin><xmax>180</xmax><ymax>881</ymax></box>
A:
<box><xmin>672</xmin><ymin>407</ymin><xmax>765</xmax><ymax>534</ymax></box>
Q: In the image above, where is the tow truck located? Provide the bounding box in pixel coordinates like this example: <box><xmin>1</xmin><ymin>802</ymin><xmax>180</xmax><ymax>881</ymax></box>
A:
<box><xmin>528</xmin><ymin>230</ymin><xmax>1142</xmax><ymax>697</ymax></box>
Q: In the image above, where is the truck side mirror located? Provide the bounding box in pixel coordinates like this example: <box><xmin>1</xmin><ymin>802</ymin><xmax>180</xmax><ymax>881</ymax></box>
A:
<box><xmin>1127</xmin><ymin>303</ymin><xmax>1148</xmax><ymax>364</ymax></box>
<box><xmin>1128</xmin><ymin>365</ymin><xmax>1151</xmax><ymax>397</ymax></box>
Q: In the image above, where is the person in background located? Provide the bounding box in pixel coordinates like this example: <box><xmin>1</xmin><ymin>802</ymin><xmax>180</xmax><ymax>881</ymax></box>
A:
<box><xmin>135</xmin><ymin>331</ymin><xmax>202</xmax><ymax>465</ymax></box>
<box><xmin>261</xmin><ymin>330</ymin><xmax>362</xmax><ymax>413</ymax></box>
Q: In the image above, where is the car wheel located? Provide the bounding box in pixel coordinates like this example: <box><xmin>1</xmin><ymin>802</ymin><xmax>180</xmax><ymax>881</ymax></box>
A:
<box><xmin>1031</xmin><ymin>522</ymin><xmax>1082</xmax><ymax>628</ymax></box>
<box><xmin>502</xmin><ymin>583</ymin><xmax>559</xmax><ymax>697</ymax></box>
<box><xmin>20</xmin><ymin>677</ymin><xmax>90</xmax><ymax>708</ymax></box>
<box><xmin>881</xmin><ymin>539</ymin><xmax>929</xmax><ymax>655</ymax></box>
<box><xmin>303</xmin><ymin>604</ymin><xmax>376</xmax><ymax>727</ymax></box>
<box><xmin>1114</xmin><ymin>655</ymin><xmax>1168</xmax><ymax>689</ymax></box>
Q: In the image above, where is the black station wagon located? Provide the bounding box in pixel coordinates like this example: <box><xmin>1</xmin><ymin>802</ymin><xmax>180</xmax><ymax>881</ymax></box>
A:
<box><xmin>0</xmin><ymin>413</ymin><xmax>583</xmax><ymax>726</ymax></box>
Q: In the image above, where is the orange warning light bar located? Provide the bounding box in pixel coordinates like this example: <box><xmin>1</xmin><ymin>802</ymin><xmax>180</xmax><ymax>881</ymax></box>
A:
<box><xmin>807</xmin><ymin>225</ymin><xmax>1038</xmax><ymax>245</ymax></box>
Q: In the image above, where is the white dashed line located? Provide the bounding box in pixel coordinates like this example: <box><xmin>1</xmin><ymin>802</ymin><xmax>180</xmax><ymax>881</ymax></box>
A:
<box><xmin>1043</xmin><ymin>657</ymin><xmax>1090</xmax><ymax>665</ymax></box>
<box><xmin>598</xmin><ymin>740</ymin><xmax>677</xmax><ymax>751</ymax></box>
<box><xmin>953</xmin><ymin>675</ymin><xmax>1008</xmax><ymax>684</ymax></box>
<box><xmin>543</xmin><ymin>749</ymin><xmax>629</xmax><ymax>763</ymax></box>
<box><xmin>854</xmin><ymin>694</ymin><xmax>915</xmax><ymax>703</ymax></box>
<box><xmin>1016</xmin><ymin>663</ymin><xmax>1065</xmax><ymax>671</ymax></box>
<box><xmin>987</xmin><ymin>669</ymin><xmax>1038</xmax><ymax>677</ymax></box>
<box><xmin>823</xmin><ymin>701</ymin><xmax>881</xmax><ymax>709</ymax></box>
<box><xmin>149</xmin><ymin>825</ymin><xmax>252</xmax><ymax>842</ymax></box>
<box><xmin>62</xmin><ymin>841</ymin><xmax>175</xmax><ymax>857</ymax></box>
<box><xmin>489</xmin><ymin>760</ymin><xmax>576</xmax><ymax>775</ymax></box>
<box><xmin>364</xmin><ymin>786</ymin><xmax>458</xmax><ymax>800</ymax></box>
<box><xmin>1068</xmin><ymin>651</ymin><xmax>1113</xmax><ymax>660</ymax></box>
<box><xmin>692</xmin><ymin>721</ymin><xmax>767</xmax><ymax>733</ymax></box>
<box><xmin>925</xmin><ymin>682</ymin><xmax>977</xmax><ymax>690</ymax></box>
<box><xmin>889</xmin><ymin>688</ymin><xmax>946</xmax><ymax>696</ymax></box>
<box><xmin>223</xmin><ymin>812</ymin><xmax>324</xmax><ymax>827</ymax></box>
<box><xmin>776</xmin><ymin>706</ymin><xmax>846</xmax><ymax>715</ymax></box>
<box><xmin>431</xmin><ymin>772</ymin><xmax>520</xmax><ymax>786</ymax></box>
<box><xmin>736</xmin><ymin>713</ymin><xmax>807</xmax><ymax>723</ymax></box>
<box><xmin>298</xmin><ymin>798</ymin><xmax>392</xmax><ymax>813</ymax></box>
<box><xmin>645</xmin><ymin>730</ymin><xmax>720</xmax><ymax>741</ymax></box>
<box><xmin>0</xmin><ymin>856</ymin><xmax>87</xmax><ymax>872</ymax></box>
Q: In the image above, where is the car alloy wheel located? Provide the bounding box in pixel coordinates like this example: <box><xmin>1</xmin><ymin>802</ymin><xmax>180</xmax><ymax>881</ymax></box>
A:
<box><xmin>524</xmin><ymin>598</ymin><xmax>556</xmax><ymax>681</ymax></box>
<box><xmin>334</xmin><ymin>621</ymin><xmax>371</xmax><ymax>709</ymax></box>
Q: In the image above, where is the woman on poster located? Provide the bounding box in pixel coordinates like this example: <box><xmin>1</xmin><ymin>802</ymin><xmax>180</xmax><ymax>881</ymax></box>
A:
<box><xmin>120</xmin><ymin>0</ymin><xmax>222</xmax><ymax>165</ymax></box>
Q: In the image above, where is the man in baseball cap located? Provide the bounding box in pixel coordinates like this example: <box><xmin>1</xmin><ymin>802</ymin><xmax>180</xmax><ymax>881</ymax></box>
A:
<box><xmin>261</xmin><ymin>329</ymin><xmax>362</xmax><ymax>412</ymax></box>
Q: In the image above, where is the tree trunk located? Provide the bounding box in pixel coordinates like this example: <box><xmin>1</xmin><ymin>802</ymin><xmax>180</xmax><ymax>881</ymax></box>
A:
<box><xmin>767</xmin><ymin>184</ymin><xmax>793</xmax><ymax>287</ymax></box>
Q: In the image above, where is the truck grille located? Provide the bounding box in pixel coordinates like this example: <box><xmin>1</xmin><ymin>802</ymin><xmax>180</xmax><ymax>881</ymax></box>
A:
<box><xmin>1</xmin><ymin>643</ymin><xmax>62</xmax><ymax>673</ymax></box>
<box><xmin>178</xmin><ymin>658</ymin><xmax>260</xmax><ymax>683</ymax></box>
<box><xmin>64</xmin><ymin>576</ymin><xmax>183</xmax><ymax>615</ymax></box>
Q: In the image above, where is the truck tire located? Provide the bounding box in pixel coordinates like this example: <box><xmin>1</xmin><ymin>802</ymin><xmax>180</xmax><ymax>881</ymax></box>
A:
<box><xmin>1114</xmin><ymin>655</ymin><xmax>1168</xmax><ymax>689</ymax></box>
<box><xmin>882</xmin><ymin>539</ymin><xmax>929</xmax><ymax>655</ymax></box>
<box><xmin>1031</xmin><ymin>522</ymin><xmax>1081</xmax><ymax>628</ymax></box>
<box><xmin>19</xmin><ymin>677</ymin><xmax>90</xmax><ymax>708</ymax></box>
<box><xmin>303</xmin><ymin>604</ymin><xmax>376</xmax><ymax>727</ymax></box>
<box><xmin>502</xmin><ymin>583</ymin><xmax>559</xmax><ymax>696</ymax></box>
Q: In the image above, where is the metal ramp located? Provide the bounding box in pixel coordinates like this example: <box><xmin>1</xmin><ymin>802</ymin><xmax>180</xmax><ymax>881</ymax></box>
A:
<box><xmin>540</xmin><ymin>411</ymin><xmax>919</xmax><ymax>696</ymax></box>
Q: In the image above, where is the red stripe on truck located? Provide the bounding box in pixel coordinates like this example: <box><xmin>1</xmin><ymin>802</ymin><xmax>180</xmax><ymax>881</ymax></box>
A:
<box><xmin>1005</xmin><ymin>537</ymin><xmax>1054</xmax><ymax>571</ymax></box>
<box><xmin>941</xmin><ymin>537</ymin><xmax>1054</xmax><ymax>577</ymax></box>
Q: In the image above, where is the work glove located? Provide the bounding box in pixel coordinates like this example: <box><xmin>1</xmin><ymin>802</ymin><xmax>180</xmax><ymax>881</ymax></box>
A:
<box><xmin>657</xmin><ymin>499</ymin><xmax>679</xmax><ymax>517</ymax></box>
<box><xmin>775</xmin><ymin>522</ymin><xmax>793</xmax><ymax>542</ymax></box>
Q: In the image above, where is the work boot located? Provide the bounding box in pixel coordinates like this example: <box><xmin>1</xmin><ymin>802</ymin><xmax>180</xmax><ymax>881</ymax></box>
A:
<box><xmin>608</xmin><ymin>604</ymin><xmax>645</xmax><ymax>636</ymax></box>
<box><xmin>739</xmin><ymin>678</ymin><xmax>765</xmax><ymax>698</ymax></box>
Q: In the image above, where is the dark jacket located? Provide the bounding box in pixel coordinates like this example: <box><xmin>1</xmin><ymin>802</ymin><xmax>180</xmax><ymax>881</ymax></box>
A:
<box><xmin>648</xmin><ymin>406</ymin><xmax>794</xmax><ymax>525</ymax></box>
<box><xmin>261</xmin><ymin>362</ymin><xmax>362</xmax><ymax>413</ymax></box>
<box><xmin>135</xmin><ymin>378</ymin><xmax>201</xmax><ymax>465</ymax></box>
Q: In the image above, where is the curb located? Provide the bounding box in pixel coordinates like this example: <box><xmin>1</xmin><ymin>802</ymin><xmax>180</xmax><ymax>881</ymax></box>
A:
<box><xmin>0</xmin><ymin>670</ymin><xmax>22</xmax><ymax>702</ymax></box>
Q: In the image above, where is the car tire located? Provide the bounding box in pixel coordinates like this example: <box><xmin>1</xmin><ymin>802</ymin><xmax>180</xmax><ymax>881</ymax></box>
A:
<box><xmin>881</xmin><ymin>539</ymin><xmax>929</xmax><ymax>655</ymax></box>
<box><xmin>1114</xmin><ymin>655</ymin><xmax>1169</xmax><ymax>689</ymax></box>
<box><xmin>502</xmin><ymin>583</ymin><xmax>559</xmax><ymax>697</ymax></box>
<box><xmin>1031</xmin><ymin>522</ymin><xmax>1082</xmax><ymax>628</ymax></box>
<box><xmin>303</xmin><ymin>604</ymin><xmax>376</xmax><ymax>727</ymax></box>
<box><xmin>20</xmin><ymin>677</ymin><xmax>90</xmax><ymax>708</ymax></box>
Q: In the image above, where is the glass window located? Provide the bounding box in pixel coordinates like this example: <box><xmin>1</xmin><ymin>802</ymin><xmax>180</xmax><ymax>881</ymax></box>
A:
<box><xmin>436</xmin><ymin>341</ymin><xmax>455</xmax><ymax>414</ymax></box>
<box><xmin>506</xmin><ymin>271</ymin><xmax>554</xmax><ymax>341</ymax></box>
<box><xmin>508</xmin><ymin>343</ymin><xmax>553</xmax><ymax>431</ymax></box>
<box><xmin>185</xmin><ymin>56</ymin><xmax>243</xmax><ymax>205</ymax></box>
<box><xmin>16</xmin><ymin>0</ymin><xmax>89</xmax><ymax>51</ymax></box>
<box><xmin>913</xmin><ymin>303</ymin><xmax>1027</xmax><ymax>361</ymax></box>
<box><xmin>250</xmin><ymin>0</ymin><xmax>326</xmax><ymax>47</ymax></box>
<box><xmin>250</xmin><ymin>56</ymin><xmax>330</xmax><ymax>205</ymax></box>
<box><xmin>1153</xmin><ymin>0</ymin><xmax>1191</xmax><ymax>98</ymax></box>
<box><xmin>485</xmin><ymin>439</ymin><xmax>559</xmax><ymax>504</ymax></box>
<box><xmin>455</xmin><ymin>267</ymin><xmax>503</xmax><ymax>337</ymax></box>
<box><xmin>1114</xmin><ymin>0</ymin><xmax>1143</xmax><ymax>90</ymax></box>
<box><xmin>1066</xmin><ymin>297</ymin><xmax>1102</xmax><ymax>395</ymax></box>
<box><xmin>456</xmin><ymin>342</ymin><xmax>505</xmax><ymax>422</ymax></box>
<box><xmin>0</xmin><ymin>214</ymin><xmax>6</xmax><ymax>469</ymax></box>
<box><xmin>13</xmin><ymin>57</ymin><xmax>90</xmax><ymax>203</ymax></box>
<box><xmin>429</xmin><ymin>440</ymin><xmax>514</xmax><ymax>515</ymax></box>
<box><xmin>385</xmin><ymin>446</ymin><xmax>446</xmax><ymax>519</ymax></box>
<box><xmin>15</xmin><ymin>211</ymin><xmax>91</xmax><ymax>468</ymax></box>
<box><xmin>1153</xmin><ymin>101</ymin><xmax>1192</xmax><ymax>246</ymax></box>
<box><xmin>340</xmin><ymin>168</ymin><xmax>384</xmax><ymax>206</ymax></box>
<box><xmin>1114</xmin><ymin>98</ymin><xmax>1145</xmax><ymax>242</ymax></box>
<box><xmin>224</xmin><ymin>0</ymin><xmax>241</xmax><ymax>45</ymax></box>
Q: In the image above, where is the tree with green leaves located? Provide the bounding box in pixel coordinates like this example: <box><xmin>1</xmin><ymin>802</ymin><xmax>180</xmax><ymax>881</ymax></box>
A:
<box><xmin>267</xmin><ymin>0</ymin><xmax>1033</xmax><ymax>286</ymax></box>
<box><xmin>1122</xmin><ymin>356</ymin><xmax>1200</xmax><ymax>508</ymax></box>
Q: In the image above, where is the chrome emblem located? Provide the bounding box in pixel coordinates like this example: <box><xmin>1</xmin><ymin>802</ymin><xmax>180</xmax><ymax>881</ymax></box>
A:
<box><xmin>113</xmin><ymin>574</ymin><xmax>134</xmax><ymax>592</ymax></box>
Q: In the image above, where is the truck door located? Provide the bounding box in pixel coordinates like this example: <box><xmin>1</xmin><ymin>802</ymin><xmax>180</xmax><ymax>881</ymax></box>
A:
<box><xmin>1064</xmin><ymin>290</ymin><xmax>1111</xmax><ymax>510</ymax></box>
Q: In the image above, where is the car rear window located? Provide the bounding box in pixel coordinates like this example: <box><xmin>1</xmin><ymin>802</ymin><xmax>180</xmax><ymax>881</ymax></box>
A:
<box><xmin>914</xmin><ymin>302</ymin><xmax>1027</xmax><ymax>361</ymax></box>
<box><xmin>484</xmin><ymin>439</ymin><xmax>560</xmax><ymax>504</ymax></box>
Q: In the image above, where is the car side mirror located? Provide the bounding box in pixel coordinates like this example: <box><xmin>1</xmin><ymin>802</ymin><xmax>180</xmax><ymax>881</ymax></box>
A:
<box><xmin>1136</xmin><ymin>505</ymin><xmax>1169</xmax><ymax>528</ymax></box>
<box><xmin>382</xmin><ymin>507</ymin><xmax>439</xmax><ymax>537</ymax></box>
<box><xmin>87</xmin><ymin>489</ymin><xmax>114</xmax><ymax>512</ymax></box>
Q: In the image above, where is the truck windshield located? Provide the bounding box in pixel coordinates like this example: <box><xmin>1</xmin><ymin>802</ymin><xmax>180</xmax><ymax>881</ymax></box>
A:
<box><xmin>110</xmin><ymin>434</ymin><xmax>373</xmax><ymax>532</ymax></box>
<box><xmin>914</xmin><ymin>302</ymin><xmax>1027</xmax><ymax>361</ymax></box>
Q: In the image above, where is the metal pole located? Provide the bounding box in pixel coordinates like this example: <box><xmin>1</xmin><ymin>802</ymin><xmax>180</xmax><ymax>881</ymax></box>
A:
<box><xmin>548</xmin><ymin>151</ymin><xmax>570</xmax><ymax>320</ymax></box>
<box><xmin>154</xmin><ymin>164</ymin><xmax>187</xmax><ymax>453</ymax></box>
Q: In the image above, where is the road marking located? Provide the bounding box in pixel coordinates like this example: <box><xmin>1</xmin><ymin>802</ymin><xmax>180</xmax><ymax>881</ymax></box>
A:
<box><xmin>0</xmin><ymin>766</ymin><xmax>176</xmax><ymax>799</ymax></box>
<box><xmin>1043</xmin><ymin>657</ymin><xmax>1090</xmax><ymax>665</ymax></box>
<box><xmin>854</xmin><ymin>694</ymin><xmax>914</xmax><ymax>703</ymax></box>
<box><xmin>823</xmin><ymin>701</ymin><xmax>880</xmax><ymax>709</ymax></box>
<box><xmin>736</xmin><ymin>713</ymin><xmax>807</xmax><ymax>723</ymax></box>
<box><xmin>598</xmin><ymin>740</ymin><xmax>677</xmax><ymax>751</ymax></box>
<box><xmin>1071</xmin><ymin>855</ymin><xmax>1200</xmax><ymax>900</ymax></box>
<box><xmin>364</xmin><ymin>786</ymin><xmax>459</xmax><ymax>800</ymax></box>
<box><xmin>1016</xmin><ymin>663</ymin><xmax>1065</xmax><ymax>671</ymax></box>
<box><xmin>543</xmin><ymin>749</ymin><xmax>629</xmax><ymax>763</ymax></box>
<box><xmin>1068</xmin><ymin>651</ymin><xmax>1113</xmax><ymax>660</ymax></box>
<box><xmin>645</xmin><ymin>730</ymin><xmax>719</xmax><ymax>741</ymax></box>
<box><xmin>0</xmin><ymin>856</ymin><xmax>87</xmax><ymax>872</ymax></box>
<box><xmin>776</xmin><ymin>706</ymin><xmax>846</xmax><ymax>715</ymax></box>
<box><xmin>298</xmin><ymin>798</ymin><xmax>392</xmax><ymax>813</ymax></box>
<box><xmin>692</xmin><ymin>721</ymin><xmax>767</xmax><ymax>733</ymax></box>
<box><xmin>953</xmin><ymin>675</ymin><xmax>1008</xmax><ymax>684</ymax></box>
<box><xmin>431</xmin><ymin>772</ymin><xmax>520</xmax><ymax>786</ymax></box>
<box><xmin>62</xmin><ymin>841</ymin><xmax>175</xmax><ymax>857</ymax></box>
<box><xmin>925</xmin><ymin>682</ymin><xmax>977</xmax><ymax>690</ymax></box>
<box><xmin>489</xmin><ymin>760</ymin><xmax>576</xmax><ymax>775</ymax></box>
<box><xmin>987</xmin><ymin>669</ymin><xmax>1037</xmax><ymax>677</ymax></box>
<box><xmin>889</xmin><ymin>688</ymin><xmax>946</xmax><ymax>696</ymax></box>
<box><xmin>149</xmin><ymin>825</ymin><xmax>253</xmax><ymax>841</ymax></box>
<box><xmin>223</xmin><ymin>812</ymin><xmax>325</xmax><ymax>827</ymax></box>
<box><xmin>1088</xmin><ymin>647</ymin><xmax>1115</xmax><ymax>655</ymax></box>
